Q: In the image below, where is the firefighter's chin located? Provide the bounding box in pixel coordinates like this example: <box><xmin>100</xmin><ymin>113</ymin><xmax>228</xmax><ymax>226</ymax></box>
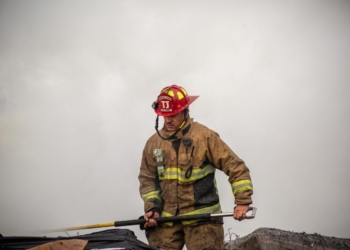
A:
<box><xmin>165</xmin><ymin>124</ymin><xmax>176</xmax><ymax>132</ymax></box>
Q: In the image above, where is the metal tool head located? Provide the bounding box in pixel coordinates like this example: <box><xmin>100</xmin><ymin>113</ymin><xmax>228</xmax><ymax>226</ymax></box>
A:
<box><xmin>246</xmin><ymin>206</ymin><xmax>257</xmax><ymax>219</ymax></box>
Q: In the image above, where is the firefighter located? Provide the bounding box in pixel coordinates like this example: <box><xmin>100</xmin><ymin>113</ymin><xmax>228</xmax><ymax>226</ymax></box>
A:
<box><xmin>138</xmin><ymin>85</ymin><xmax>253</xmax><ymax>250</ymax></box>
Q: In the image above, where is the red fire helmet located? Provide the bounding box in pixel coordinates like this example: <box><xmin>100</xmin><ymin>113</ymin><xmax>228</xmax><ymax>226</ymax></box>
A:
<box><xmin>153</xmin><ymin>85</ymin><xmax>199</xmax><ymax>116</ymax></box>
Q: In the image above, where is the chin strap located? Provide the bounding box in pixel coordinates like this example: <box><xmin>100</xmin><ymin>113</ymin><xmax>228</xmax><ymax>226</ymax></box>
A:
<box><xmin>155</xmin><ymin>111</ymin><xmax>188</xmax><ymax>140</ymax></box>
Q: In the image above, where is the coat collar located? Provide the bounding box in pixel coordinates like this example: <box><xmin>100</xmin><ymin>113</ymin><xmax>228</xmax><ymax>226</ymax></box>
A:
<box><xmin>161</xmin><ymin>117</ymin><xmax>193</xmax><ymax>140</ymax></box>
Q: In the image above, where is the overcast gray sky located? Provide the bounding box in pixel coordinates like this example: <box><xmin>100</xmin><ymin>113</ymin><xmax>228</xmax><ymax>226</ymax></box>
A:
<box><xmin>1</xmin><ymin>0</ymin><xmax>350</xmax><ymax>246</ymax></box>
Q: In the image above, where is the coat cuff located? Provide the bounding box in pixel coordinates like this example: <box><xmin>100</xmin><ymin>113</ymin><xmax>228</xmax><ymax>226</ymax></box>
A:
<box><xmin>234</xmin><ymin>190</ymin><xmax>253</xmax><ymax>205</ymax></box>
<box><xmin>147</xmin><ymin>207</ymin><xmax>162</xmax><ymax>214</ymax></box>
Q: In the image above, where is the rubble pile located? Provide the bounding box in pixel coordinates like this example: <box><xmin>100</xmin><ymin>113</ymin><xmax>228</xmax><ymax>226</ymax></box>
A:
<box><xmin>224</xmin><ymin>227</ymin><xmax>350</xmax><ymax>250</ymax></box>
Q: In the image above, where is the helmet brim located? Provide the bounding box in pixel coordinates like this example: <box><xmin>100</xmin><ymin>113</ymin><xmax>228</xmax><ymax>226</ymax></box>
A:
<box><xmin>188</xmin><ymin>95</ymin><xmax>199</xmax><ymax>105</ymax></box>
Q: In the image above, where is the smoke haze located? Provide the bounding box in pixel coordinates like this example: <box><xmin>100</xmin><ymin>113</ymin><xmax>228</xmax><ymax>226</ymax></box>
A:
<box><xmin>1</xmin><ymin>0</ymin><xmax>349</xmax><ymax>246</ymax></box>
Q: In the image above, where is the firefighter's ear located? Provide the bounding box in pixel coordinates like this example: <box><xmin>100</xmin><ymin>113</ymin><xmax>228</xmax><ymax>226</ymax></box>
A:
<box><xmin>152</xmin><ymin>101</ymin><xmax>158</xmax><ymax>109</ymax></box>
<box><xmin>184</xmin><ymin>108</ymin><xmax>189</xmax><ymax>118</ymax></box>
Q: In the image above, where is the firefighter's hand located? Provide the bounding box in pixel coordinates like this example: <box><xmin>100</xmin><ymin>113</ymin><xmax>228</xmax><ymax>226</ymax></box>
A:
<box><xmin>144</xmin><ymin>211</ymin><xmax>160</xmax><ymax>228</ymax></box>
<box><xmin>233</xmin><ymin>205</ymin><xmax>249</xmax><ymax>221</ymax></box>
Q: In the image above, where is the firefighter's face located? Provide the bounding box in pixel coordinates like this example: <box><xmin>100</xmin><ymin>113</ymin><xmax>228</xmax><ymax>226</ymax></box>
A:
<box><xmin>163</xmin><ymin>111</ymin><xmax>185</xmax><ymax>132</ymax></box>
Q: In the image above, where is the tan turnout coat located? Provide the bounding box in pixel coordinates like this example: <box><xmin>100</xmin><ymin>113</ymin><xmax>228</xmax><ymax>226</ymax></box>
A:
<box><xmin>138</xmin><ymin>118</ymin><xmax>253</xmax><ymax>225</ymax></box>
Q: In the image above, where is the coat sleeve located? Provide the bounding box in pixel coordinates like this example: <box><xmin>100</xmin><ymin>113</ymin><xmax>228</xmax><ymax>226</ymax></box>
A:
<box><xmin>206</xmin><ymin>132</ymin><xmax>253</xmax><ymax>205</ymax></box>
<box><xmin>138</xmin><ymin>144</ymin><xmax>163</xmax><ymax>213</ymax></box>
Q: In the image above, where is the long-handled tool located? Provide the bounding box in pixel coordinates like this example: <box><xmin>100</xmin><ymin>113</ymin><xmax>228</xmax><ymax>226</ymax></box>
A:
<box><xmin>44</xmin><ymin>207</ymin><xmax>257</xmax><ymax>233</ymax></box>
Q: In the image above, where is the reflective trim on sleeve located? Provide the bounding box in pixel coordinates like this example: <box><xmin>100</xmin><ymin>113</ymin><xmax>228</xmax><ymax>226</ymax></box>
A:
<box><xmin>141</xmin><ymin>190</ymin><xmax>161</xmax><ymax>203</ymax></box>
<box><xmin>231</xmin><ymin>180</ymin><xmax>253</xmax><ymax>195</ymax></box>
<box><xmin>158</xmin><ymin>163</ymin><xmax>216</xmax><ymax>182</ymax></box>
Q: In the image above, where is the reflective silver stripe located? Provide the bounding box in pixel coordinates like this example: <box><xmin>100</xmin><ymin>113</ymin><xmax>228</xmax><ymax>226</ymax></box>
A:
<box><xmin>231</xmin><ymin>180</ymin><xmax>253</xmax><ymax>195</ymax></box>
<box><xmin>160</xmin><ymin>210</ymin><xmax>174</xmax><ymax>226</ymax></box>
<box><xmin>160</xmin><ymin>164</ymin><xmax>216</xmax><ymax>182</ymax></box>
<box><xmin>181</xmin><ymin>203</ymin><xmax>222</xmax><ymax>225</ymax></box>
<box><xmin>160</xmin><ymin>203</ymin><xmax>222</xmax><ymax>226</ymax></box>
<box><xmin>141</xmin><ymin>190</ymin><xmax>161</xmax><ymax>202</ymax></box>
<box><xmin>182</xmin><ymin>202</ymin><xmax>221</xmax><ymax>216</ymax></box>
